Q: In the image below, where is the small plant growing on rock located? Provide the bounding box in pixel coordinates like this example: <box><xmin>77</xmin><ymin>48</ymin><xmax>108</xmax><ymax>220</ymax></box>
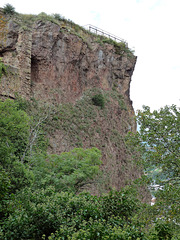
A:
<box><xmin>53</xmin><ymin>13</ymin><xmax>64</xmax><ymax>21</ymax></box>
<box><xmin>3</xmin><ymin>3</ymin><xmax>16</xmax><ymax>15</ymax></box>
<box><xmin>92</xmin><ymin>94</ymin><xmax>105</xmax><ymax>109</ymax></box>
<box><xmin>0</xmin><ymin>58</ymin><xmax>7</xmax><ymax>79</ymax></box>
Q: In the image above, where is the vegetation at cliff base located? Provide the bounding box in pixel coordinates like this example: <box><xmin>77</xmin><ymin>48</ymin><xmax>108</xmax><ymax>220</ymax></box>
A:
<box><xmin>128</xmin><ymin>104</ymin><xmax>180</xmax><ymax>229</ymax></box>
<box><xmin>136</xmin><ymin>105</ymin><xmax>180</xmax><ymax>224</ymax></box>
<box><xmin>0</xmin><ymin>97</ymin><xmax>179</xmax><ymax>239</ymax></box>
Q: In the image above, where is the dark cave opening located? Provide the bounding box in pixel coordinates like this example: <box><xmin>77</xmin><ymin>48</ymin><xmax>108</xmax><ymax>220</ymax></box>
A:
<box><xmin>31</xmin><ymin>56</ymin><xmax>39</xmax><ymax>84</ymax></box>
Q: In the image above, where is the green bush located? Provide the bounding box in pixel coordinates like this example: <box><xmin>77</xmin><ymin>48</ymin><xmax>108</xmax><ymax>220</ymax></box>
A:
<box><xmin>37</xmin><ymin>12</ymin><xmax>59</xmax><ymax>25</ymax></box>
<box><xmin>7</xmin><ymin>161</ymin><xmax>34</xmax><ymax>193</ymax></box>
<box><xmin>2</xmin><ymin>188</ymin><xmax>143</xmax><ymax>240</ymax></box>
<box><xmin>31</xmin><ymin>147</ymin><xmax>102</xmax><ymax>193</ymax></box>
<box><xmin>3</xmin><ymin>4</ymin><xmax>15</xmax><ymax>15</ymax></box>
<box><xmin>0</xmin><ymin>99</ymin><xmax>30</xmax><ymax>164</ymax></box>
<box><xmin>2</xmin><ymin>177</ymin><xmax>179</xmax><ymax>239</ymax></box>
<box><xmin>0</xmin><ymin>166</ymin><xmax>11</xmax><ymax>202</ymax></box>
<box><xmin>154</xmin><ymin>220</ymin><xmax>173</xmax><ymax>240</ymax></box>
<box><xmin>0</xmin><ymin>58</ymin><xmax>7</xmax><ymax>80</ymax></box>
<box><xmin>102</xmin><ymin>187</ymin><xmax>140</xmax><ymax>220</ymax></box>
<box><xmin>52</xmin><ymin>13</ymin><xmax>64</xmax><ymax>21</ymax></box>
<box><xmin>99</xmin><ymin>38</ymin><xmax>134</xmax><ymax>57</ymax></box>
<box><xmin>92</xmin><ymin>94</ymin><xmax>105</xmax><ymax>109</ymax></box>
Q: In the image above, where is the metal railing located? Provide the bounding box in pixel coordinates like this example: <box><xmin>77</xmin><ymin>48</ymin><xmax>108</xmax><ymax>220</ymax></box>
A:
<box><xmin>84</xmin><ymin>24</ymin><xmax>126</xmax><ymax>43</ymax></box>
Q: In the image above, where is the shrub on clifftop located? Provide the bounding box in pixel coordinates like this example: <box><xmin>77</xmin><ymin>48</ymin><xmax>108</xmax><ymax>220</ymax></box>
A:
<box><xmin>3</xmin><ymin>3</ymin><xmax>15</xmax><ymax>15</ymax></box>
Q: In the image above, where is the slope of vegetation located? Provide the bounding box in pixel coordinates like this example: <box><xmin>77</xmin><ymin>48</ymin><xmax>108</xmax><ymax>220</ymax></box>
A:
<box><xmin>0</xmin><ymin>97</ymin><xmax>179</xmax><ymax>239</ymax></box>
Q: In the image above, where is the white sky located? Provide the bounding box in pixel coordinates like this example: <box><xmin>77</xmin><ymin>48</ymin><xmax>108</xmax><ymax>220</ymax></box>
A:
<box><xmin>1</xmin><ymin>0</ymin><xmax>180</xmax><ymax>111</ymax></box>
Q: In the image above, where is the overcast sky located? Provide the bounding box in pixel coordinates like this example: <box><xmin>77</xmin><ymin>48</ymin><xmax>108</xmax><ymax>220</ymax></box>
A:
<box><xmin>1</xmin><ymin>0</ymin><xmax>180</xmax><ymax>111</ymax></box>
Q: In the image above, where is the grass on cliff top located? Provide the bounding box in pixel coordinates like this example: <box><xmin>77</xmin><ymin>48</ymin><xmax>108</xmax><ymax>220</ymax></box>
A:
<box><xmin>3</xmin><ymin>8</ymin><xmax>134</xmax><ymax>57</ymax></box>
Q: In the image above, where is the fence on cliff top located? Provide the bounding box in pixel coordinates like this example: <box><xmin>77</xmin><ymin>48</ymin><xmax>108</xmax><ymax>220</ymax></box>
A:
<box><xmin>84</xmin><ymin>24</ymin><xmax>127</xmax><ymax>44</ymax></box>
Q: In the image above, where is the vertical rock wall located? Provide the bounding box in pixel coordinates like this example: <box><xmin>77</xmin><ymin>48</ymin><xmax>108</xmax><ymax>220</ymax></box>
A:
<box><xmin>0</xmin><ymin>13</ymin><xmax>31</xmax><ymax>98</ymax></box>
<box><xmin>0</xmin><ymin>12</ymin><xmax>144</xmax><ymax>194</ymax></box>
<box><xmin>0</xmin><ymin>14</ymin><xmax>136</xmax><ymax>114</ymax></box>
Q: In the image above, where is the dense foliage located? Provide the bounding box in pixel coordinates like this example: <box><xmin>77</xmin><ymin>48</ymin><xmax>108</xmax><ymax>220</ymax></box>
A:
<box><xmin>0</xmin><ymin>99</ymin><xmax>179</xmax><ymax>239</ymax></box>
<box><xmin>0</xmin><ymin>100</ymin><xmax>33</xmax><ymax>195</ymax></box>
<box><xmin>92</xmin><ymin>93</ymin><xmax>105</xmax><ymax>109</ymax></box>
<box><xmin>0</xmin><ymin>99</ymin><xmax>102</xmax><ymax>238</ymax></box>
<box><xmin>2</xmin><ymin>187</ymin><xmax>145</xmax><ymax>240</ymax></box>
<box><xmin>136</xmin><ymin>105</ymin><xmax>180</xmax><ymax>224</ymax></box>
<box><xmin>127</xmin><ymin>104</ymin><xmax>180</xmax><ymax>237</ymax></box>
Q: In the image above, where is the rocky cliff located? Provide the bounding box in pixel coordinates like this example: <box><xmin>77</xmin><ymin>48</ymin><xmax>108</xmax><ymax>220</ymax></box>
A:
<box><xmin>0</xmin><ymin>11</ymin><xmax>144</xmax><ymax>195</ymax></box>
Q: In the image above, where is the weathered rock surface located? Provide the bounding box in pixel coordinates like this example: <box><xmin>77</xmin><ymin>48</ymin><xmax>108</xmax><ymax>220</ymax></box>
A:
<box><xmin>0</xmin><ymin>12</ymin><xmax>147</xmax><ymax>197</ymax></box>
<box><xmin>0</xmin><ymin>14</ymin><xmax>136</xmax><ymax>115</ymax></box>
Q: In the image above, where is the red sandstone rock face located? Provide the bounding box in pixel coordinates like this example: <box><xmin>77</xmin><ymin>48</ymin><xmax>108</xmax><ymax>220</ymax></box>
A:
<box><xmin>30</xmin><ymin>21</ymin><xmax>136</xmax><ymax>107</ymax></box>
<box><xmin>0</xmin><ymin>15</ymin><xmax>147</xmax><ymax>196</ymax></box>
<box><xmin>0</xmin><ymin>16</ymin><xmax>136</xmax><ymax>112</ymax></box>
<box><xmin>0</xmin><ymin>16</ymin><xmax>32</xmax><ymax>98</ymax></box>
